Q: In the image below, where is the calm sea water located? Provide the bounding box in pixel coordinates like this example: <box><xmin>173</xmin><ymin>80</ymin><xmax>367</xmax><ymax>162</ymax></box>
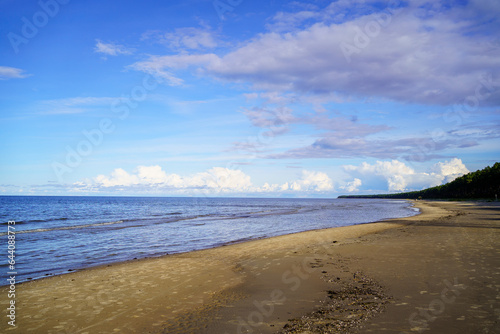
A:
<box><xmin>0</xmin><ymin>196</ymin><xmax>419</xmax><ymax>285</ymax></box>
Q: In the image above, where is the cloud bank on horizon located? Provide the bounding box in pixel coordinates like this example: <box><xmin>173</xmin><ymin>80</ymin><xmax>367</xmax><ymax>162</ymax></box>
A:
<box><xmin>65</xmin><ymin>158</ymin><xmax>467</xmax><ymax>196</ymax></box>
<box><xmin>0</xmin><ymin>0</ymin><xmax>499</xmax><ymax>196</ymax></box>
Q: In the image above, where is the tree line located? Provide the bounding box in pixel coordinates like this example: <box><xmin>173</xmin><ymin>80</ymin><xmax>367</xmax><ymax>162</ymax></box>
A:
<box><xmin>338</xmin><ymin>162</ymin><xmax>500</xmax><ymax>200</ymax></box>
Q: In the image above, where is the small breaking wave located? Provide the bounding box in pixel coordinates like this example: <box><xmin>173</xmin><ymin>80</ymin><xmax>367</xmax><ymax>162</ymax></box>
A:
<box><xmin>0</xmin><ymin>220</ymin><xmax>125</xmax><ymax>235</ymax></box>
<box><xmin>1</xmin><ymin>217</ymin><xmax>69</xmax><ymax>224</ymax></box>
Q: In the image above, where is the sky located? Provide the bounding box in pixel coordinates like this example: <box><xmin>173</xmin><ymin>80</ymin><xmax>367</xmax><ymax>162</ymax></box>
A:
<box><xmin>1</xmin><ymin>0</ymin><xmax>499</xmax><ymax>197</ymax></box>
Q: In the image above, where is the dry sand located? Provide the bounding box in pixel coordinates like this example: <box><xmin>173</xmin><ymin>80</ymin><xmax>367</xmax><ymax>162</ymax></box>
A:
<box><xmin>1</xmin><ymin>200</ymin><xmax>499</xmax><ymax>333</ymax></box>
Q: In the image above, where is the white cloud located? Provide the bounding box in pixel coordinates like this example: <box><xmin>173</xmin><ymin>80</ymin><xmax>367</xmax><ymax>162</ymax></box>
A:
<box><xmin>290</xmin><ymin>170</ymin><xmax>334</xmax><ymax>192</ymax></box>
<box><xmin>95</xmin><ymin>168</ymin><xmax>139</xmax><ymax>187</ymax></box>
<box><xmin>344</xmin><ymin>160</ymin><xmax>414</xmax><ymax>192</ymax></box>
<box><xmin>267</xmin><ymin>8</ymin><xmax>319</xmax><ymax>32</ymax></box>
<box><xmin>260</xmin><ymin>182</ymin><xmax>287</xmax><ymax>192</ymax></box>
<box><xmin>131</xmin><ymin>2</ymin><xmax>500</xmax><ymax>106</ymax></box>
<box><xmin>94</xmin><ymin>166</ymin><xmax>252</xmax><ymax>193</ymax></box>
<box><xmin>136</xmin><ymin>165</ymin><xmax>169</xmax><ymax>184</ymax></box>
<box><xmin>343</xmin><ymin>158</ymin><xmax>470</xmax><ymax>192</ymax></box>
<box><xmin>0</xmin><ymin>66</ymin><xmax>30</xmax><ymax>80</ymax></box>
<box><xmin>127</xmin><ymin>2</ymin><xmax>499</xmax><ymax>163</ymax></box>
<box><xmin>130</xmin><ymin>54</ymin><xmax>219</xmax><ymax>86</ymax></box>
<box><xmin>188</xmin><ymin>167</ymin><xmax>253</xmax><ymax>192</ymax></box>
<box><xmin>85</xmin><ymin>166</ymin><xmax>334</xmax><ymax>195</ymax></box>
<box><xmin>341</xmin><ymin>178</ymin><xmax>362</xmax><ymax>192</ymax></box>
<box><xmin>143</xmin><ymin>27</ymin><xmax>218</xmax><ymax>50</ymax></box>
<box><xmin>430</xmin><ymin>157</ymin><xmax>470</xmax><ymax>183</ymax></box>
<box><xmin>94</xmin><ymin>39</ymin><xmax>133</xmax><ymax>56</ymax></box>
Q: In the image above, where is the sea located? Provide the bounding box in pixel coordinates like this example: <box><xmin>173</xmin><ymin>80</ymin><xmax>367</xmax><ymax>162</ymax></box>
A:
<box><xmin>0</xmin><ymin>196</ymin><xmax>419</xmax><ymax>285</ymax></box>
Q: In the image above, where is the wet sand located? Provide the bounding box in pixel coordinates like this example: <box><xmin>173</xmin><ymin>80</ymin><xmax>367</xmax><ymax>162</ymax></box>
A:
<box><xmin>1</xmin><ymin>200</ymin><xmax>499</xmax><ymax>333</ymax></box>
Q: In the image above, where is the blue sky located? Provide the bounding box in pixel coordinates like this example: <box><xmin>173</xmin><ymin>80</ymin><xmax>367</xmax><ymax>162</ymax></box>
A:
<box><xmin>1</xmin><ymin>0</ymin><xmax>499</xmax><ymax>197</ymax></box>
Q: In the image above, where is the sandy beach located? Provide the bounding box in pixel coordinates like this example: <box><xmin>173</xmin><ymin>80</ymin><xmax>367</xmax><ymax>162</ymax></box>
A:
<box><xmin>1</xmin><ymin>200</ymin><xmax>499</xmax><ymax>334</ymax></box>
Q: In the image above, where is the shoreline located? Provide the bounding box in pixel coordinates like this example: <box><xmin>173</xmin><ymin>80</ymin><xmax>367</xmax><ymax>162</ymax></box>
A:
<box><xmin>2</xmin><ymin>200</ymin><xmax>498</xmax><ymax>333</ymax></box>
<box><xmin>3</xmin><ymin>198</ymin><xmax>420</xmax><ymax>287</ymax></box>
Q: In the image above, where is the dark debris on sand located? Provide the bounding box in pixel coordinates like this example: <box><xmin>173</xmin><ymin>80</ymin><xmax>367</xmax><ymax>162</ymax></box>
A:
<box><xmin>278</xmin><ymin>271</ymin><xmax>391</xmax><ymax>334</ymax></box>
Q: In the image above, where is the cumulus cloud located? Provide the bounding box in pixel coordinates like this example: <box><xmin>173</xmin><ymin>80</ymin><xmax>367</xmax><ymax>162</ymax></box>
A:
<box><xmin>341</xmin><ymin>178</ymin><xmax>362</xmax><ymax>192</ymax></box>
<box><xmin>94</xmin><ymin>40</ymin><xmax>133</xmax><ymax>56</ymax></box>
<box><xmin>131</xmin><ymin>1</ymin><xmax>500</xmax><ymax>106</ymax></box>
<box><xmin>289</xmin><ymin>170</ymin><xmax>334</xmax><ymax>192</ymax></box>
<box><xmin>93</xmin><ymin>166</ymin><xmax>252</xmax><ymax>193</ymax></box>
<box><xmin>189</xmin><ymin>167</ymin><xmax>253</xmax><ymax>192</ymax></box>
<box><xmin>85</xmin><ymin>166</ymin><xmax>333</xmax><ymax>195</ymax></box>
<box><xmin>0</xmin><ymin>66</ymin><xmax>30</xmax><ymax>80</ymax></box>
<box><xmin>343</xmin><ymin>158</ymin><xmax>469</xmax><ymax>192</ymax></box>
<box><xmin>136</xmin><ymin>165</ymin><xmax>169</xmax><ymax>184</ymax></box>
<box><xmin>430</xmin><ymin>158</ymin><xmax>470</xmax><ymax>183</ymax></box>
<box><xmin>344</xmin><ymin>160</ymin><xmax>415</xmax><ymax>192</ymax></box>
<box><xmin>95</xmin><ymin>168</ymin><xmax>139</xmax><ymax>187</ymax></box>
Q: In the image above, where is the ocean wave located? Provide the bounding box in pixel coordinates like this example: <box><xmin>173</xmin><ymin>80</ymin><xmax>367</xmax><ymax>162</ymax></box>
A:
<box><xmin>150</xmin><ymin>212</ymin><xmax>182</xmax><ymax>217</ymax></box>
<box><xmin>0</xmin><ymin>220</ymin><xmax>124</xmax><ymax>235</ymax></box>
<box><xmin>0</xmin><ymin>213</ymin><xmax>217</xmax><ymax>235</ymax></box>
<box><xmin>0</xmin><ymin>207</ymin><xmax>327</xmax><ymax>236</ymax></box>
<box><xmin>1</xmin><ymin>217</ymin><xmax>69</xmax><ymax>224</ymax></box>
